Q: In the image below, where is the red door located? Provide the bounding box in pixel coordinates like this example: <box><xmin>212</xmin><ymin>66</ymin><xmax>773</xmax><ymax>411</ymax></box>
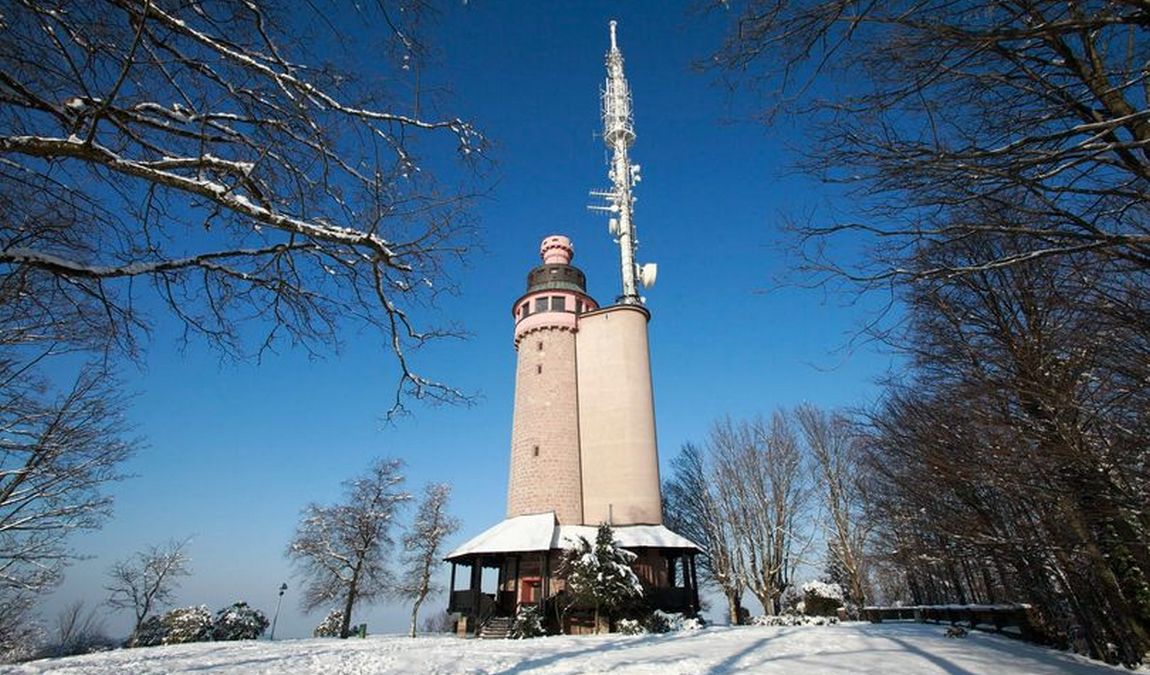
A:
<box><xmin>520</xmin><ymin>577</ymin><xmax>541</xmax><ymax>603</ymax></box>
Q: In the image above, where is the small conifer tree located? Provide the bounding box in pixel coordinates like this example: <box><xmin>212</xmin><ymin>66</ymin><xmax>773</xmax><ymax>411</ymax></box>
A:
<box><xmin>212</xmin><ymin>602</ymin><xmax>269</xmax><ymax>641</ymax></box>
<box><xmin>313</xmin><ymin>609</ymin><xmax>344</xmax><ymax>638</ymax></box>
<box><xmin>558</xmin><ymin>524</ymin><xmax>644</xmax><ymax>633</ymax></box>
<box><xmin>127</xmin><ymin>616</ymin><xmax>167</xmax><ymax>648</ymax></box>
<box><xmin>162</xmin><ymin>606</ymin><xmax>213</xmax><ymax>644</ymax></box>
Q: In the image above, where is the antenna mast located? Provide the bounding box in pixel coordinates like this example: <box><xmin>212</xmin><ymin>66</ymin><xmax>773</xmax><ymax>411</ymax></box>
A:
<box><xmin>589</xmin><ymin>20</ymin><xmax>656</xmax><ymax>304</ymax></box>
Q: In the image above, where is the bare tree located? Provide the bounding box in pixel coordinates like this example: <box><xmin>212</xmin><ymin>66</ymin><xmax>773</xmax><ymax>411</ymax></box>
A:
<box><xmin>861</xmin><ymin>231</ymin><xmax>1149</xmax><ymax>664</ymax></box>
<box><xmin>664</xmin><ymin>442</ymin><xmax>747</xmax><ymax>624</ymax></box>
<box><xmin>287</xmin><ymin>458</ymin><xmax>410</xmax><ymax>639</ymax></box>
<box><xmin>671</xmin><ymin>414</ymin><xmax>813</xmax><ymax>618</ymax></box>
<box><xmin>54</xmin><ymin>600</ymin><xmax>103</xmax><ymax>650</ymax></box>
<box><xmin>1</xmin><ymin>0</ymin><xmax>479</xmax><ymax>654</ymax></box>
<box><xmin>1</xmin><ymin>0</ymin><xmax>487</xmax><ymax>414</ymax></box>
<box><xmin>736</xmin><ymin>413</ymin><xmax>813</xmax><ymax>615</ymax></box>
<box><xmin>106</xmin><ymin>539</ymin><xmax>192</xmax><ymax>636</ymax></box>
<box><xmin>0</xmin><ymin>363</ymin><xmax>135</xmax><ymax>647</ymax></box>
<box><xmin>710</xmin><ymin>0</ymin><xmax>1149</xmax><ymax>282</ymax></box>
<box><xmin>796</xmin><ymin>404</ymin><xmax>872</xmax><ymax>613</ymax></box>
<box><xmin>45</xmin><ymin>599</ymin><xmax>113</xmax><ymax>657</ymax></box>
<box><xmin>396</xmin><ymin>482</ymin><xmax>459</xmax><ymax>638</ymax></box>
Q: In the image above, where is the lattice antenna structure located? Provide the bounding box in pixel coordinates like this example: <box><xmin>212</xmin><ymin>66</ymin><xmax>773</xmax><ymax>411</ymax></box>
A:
<box><xmin>589</xmin><ymin>20</ymin><xmax>657</xmax><ymax>304</ymax></box>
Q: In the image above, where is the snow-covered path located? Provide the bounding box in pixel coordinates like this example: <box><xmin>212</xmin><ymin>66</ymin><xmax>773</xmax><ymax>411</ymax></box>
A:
<box><xmin>5</xmin><ymin>623</ymin><xmax>1131</xmax><ymax>674</ymax></box>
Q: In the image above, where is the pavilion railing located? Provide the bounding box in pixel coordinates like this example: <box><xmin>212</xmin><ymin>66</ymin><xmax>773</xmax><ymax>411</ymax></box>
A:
<box><xmin>862</xmin><ymin>604</ymin><xmax>1044</xmax><ymax>643</ymax></box>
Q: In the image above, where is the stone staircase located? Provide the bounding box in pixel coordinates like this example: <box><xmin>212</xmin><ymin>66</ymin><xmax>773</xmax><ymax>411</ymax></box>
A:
<box><xmin>478</xmin><ymin>615</ymin><xmax>513</xmax><ymax>640</ymax></box>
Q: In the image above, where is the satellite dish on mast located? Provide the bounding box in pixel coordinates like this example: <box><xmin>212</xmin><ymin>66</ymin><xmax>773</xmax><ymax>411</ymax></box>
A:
<box><xmin>638</xmin><ymin>263</ymin><xmax>658</xmax><ymax>289</ymax></box>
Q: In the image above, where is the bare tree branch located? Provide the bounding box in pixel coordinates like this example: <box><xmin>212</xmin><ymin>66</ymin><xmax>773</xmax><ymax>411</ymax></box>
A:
<box><xmin>1</xmin><ymin>0</ymin><xmax>489</xmax><ymax>413</ymax></box>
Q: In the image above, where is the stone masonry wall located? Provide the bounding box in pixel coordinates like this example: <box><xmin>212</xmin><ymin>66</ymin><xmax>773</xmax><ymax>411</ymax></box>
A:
<box><xmin>506</xmin><ymin>325</ymin><xmax>583</xmax><ymax>525</ymax></box>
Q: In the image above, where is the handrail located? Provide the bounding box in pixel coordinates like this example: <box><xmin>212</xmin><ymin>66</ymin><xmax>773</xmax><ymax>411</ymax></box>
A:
<box><xmin>863</xmin><ymin>604</ymin><xmax>1043</xmax><ymax>643</ymax></box>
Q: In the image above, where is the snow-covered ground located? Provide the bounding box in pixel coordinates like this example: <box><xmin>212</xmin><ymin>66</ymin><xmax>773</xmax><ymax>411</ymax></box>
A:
<box><xmin>5</xmin><ymin>623</ymin><xmax>1134</xmax><ymax>674</ymax></box>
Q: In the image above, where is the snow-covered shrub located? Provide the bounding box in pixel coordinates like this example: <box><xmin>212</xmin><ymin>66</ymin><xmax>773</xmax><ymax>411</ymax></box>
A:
<box><xmin>752</xmin><ymin>614</ymin><xmax>788</xmax><ymax>627</ymax></box>
<box><xmin>0</xmin><ymin>620</ymin><xmax>43</xmax><ymax>663</ymax></box>
<box><xmin>128</xmin><ymin>616</ymin><xmax>168</xmax><ymax>648</ymax></box>
<box><xmin>644</xmin><ymin>610</ymin><xmax>704</xmax><ymax>633</ymax></box>
<box><xmin>801</xmin><ymin>580</ymin><xmax>844</xmax><ymax>600</ymax></box>
<box><xmin>162</xmin><ymin>606</ymin><xmax>213</xmax><ymax>644</ymax></box>
<box><xmin>313</xmin><ymin>608</ymin><xmax>344</xmax><ymax>638</ymax></box>
<box><xmin>751</xmin><ymin>614</ymin><xmax>840</xmax><ymax>627</ymax></box>
<box><xmin>780</xmin><ymin>587</ymin><xmax>803</xmax><ymax>615</ymax></box>
<box><xmin>510</xmin><ymin>604</ymin><xmax>544</xmax><ymax>639</ymax></box>
<box><xmin>212</xmin><ymin>602</ymin><xmax>269</xmax><ymax>641</ymax></box>
<box><xmin>617</xmin><ymin>618</ymin><xmax>645</xmax><ymax>635</ymax></box>
<box><xmin>420</xmin><ymin>610</ymin><xmax>456</xmax><ymax>634</ymax></box>
<box><xmin>643</xmin><ymin>611</ymin><xmax>671</xmax><ymax>634</ymax></box>
<box><xmin>680</xmin><ymin>616</ymin><xmax>706</xmax><ymax>631</ymax></box>
<box><xmin>801</xmin><ymin>581</ymin><xmax>844</xmax><ymax>617</ymax></box>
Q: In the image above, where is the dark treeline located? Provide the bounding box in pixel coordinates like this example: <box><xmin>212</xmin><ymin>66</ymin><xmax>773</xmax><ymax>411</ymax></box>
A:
<box><xmin>666</xmin><ymin>227</ymin><xmax>1149</xmax><ymax>665</ymax></box>
<box><xmin>861</xmin><ymin>225</ymin><xmax>1150</xmax><ymax>665</ymax></box>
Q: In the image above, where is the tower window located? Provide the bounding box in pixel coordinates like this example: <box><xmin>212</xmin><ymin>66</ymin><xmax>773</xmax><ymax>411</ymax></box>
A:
<box><xmin>520</xmin><ymin>303</ymin><xmax>529</xmax><ymax>319</ymax></box>
<box><xmin>533</xmin><ymin>445</ymin><xmax>540</xmax><ymax>457</ymax></box>
<box><xmin>535</xmin><ymin>298</ymin><xmax>548</xmax><ymax>313</ymax></box>
<box><xmin>550</xmin><ymin>296</ymin><xmax>566</xmax><ymax>311</ymax></box>
<box><xmin>575</xmin><ymin>300</ymin><xmax>583</xmax><ymax>315</ymax></box>
<box><xmin>536</xmin><ymin>364</ymin><xmax>542</xmax><ymax>375</ymax></box>
<box><xmin>537</xmin><ymin>341</ymin><xmax>543</xmax><ymax>351</ymax></box>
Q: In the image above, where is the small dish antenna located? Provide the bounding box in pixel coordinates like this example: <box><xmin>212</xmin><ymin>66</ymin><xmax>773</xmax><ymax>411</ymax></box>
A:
<box><xmin>639</xmin><ymin>263</ymin><xmax>658</xmax><ymax>289</ymax></box>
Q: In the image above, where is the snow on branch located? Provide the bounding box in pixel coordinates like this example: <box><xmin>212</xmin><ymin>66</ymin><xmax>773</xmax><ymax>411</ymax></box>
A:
<box><xmin>0</xmin><ymin>0</ymin><xmax>489</xmax><ymax>411</ymax></box>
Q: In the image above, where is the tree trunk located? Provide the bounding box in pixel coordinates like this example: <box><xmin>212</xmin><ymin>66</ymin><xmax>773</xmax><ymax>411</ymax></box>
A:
<box><xmin>725</xmin><ymin>590</ymin><xmax>743</xmax><ymax>625</ymax></box>
<box><xmin>409</xmin><ymin>595</ymin><xmax>425</xmax><ymax>638</ymax></box>
<box><xmin>341</xmin><ymin>584</ymin><xmax>358</xmax><ymax>638</ymax></box>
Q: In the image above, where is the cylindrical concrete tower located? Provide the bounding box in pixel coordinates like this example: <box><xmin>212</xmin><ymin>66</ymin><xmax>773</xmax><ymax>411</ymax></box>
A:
<box><xmin>506</xmin><ymin>236</ymin><xmax>598</xmax><ymax>525</ymax></box>
<box><xmin>576</xmin><ymin>304</ymin><xmax>663</xmax><ymax>525</ymax></box>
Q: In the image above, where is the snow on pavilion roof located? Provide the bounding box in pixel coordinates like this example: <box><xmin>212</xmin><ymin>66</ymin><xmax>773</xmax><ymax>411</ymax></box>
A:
<box><xmin>553</xmin><ymin>524</ymin><xmax>700</xmax><ymax>551</ymax></box>
<box><xmin>445</xmin><ymin>512</ymin><xmax>558</xmax><ymax>559</ymax></box>
<box><xmin>444</xmin><ymin>511</ymin><xmax>701</xmax><ymax>561</ymax></box>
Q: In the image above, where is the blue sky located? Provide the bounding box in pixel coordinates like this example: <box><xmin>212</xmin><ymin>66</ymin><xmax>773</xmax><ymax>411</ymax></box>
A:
<box><xmin>42</xmin><ymin>2</ymin><xmax>896</xmax><ymax>637</ymax></box>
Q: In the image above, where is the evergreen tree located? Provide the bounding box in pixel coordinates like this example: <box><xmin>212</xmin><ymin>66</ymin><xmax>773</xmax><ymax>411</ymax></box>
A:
<box><xmin>127</xmin><ymin>616</ymin><xmax>167</xmax><ymax>648</ymax></box>
<box><xmin>312</xmin><ymin>609</ymin><xmax>344</xmax><ymax>638</ymax></box>
<box><xmin>559</xmin><ymin>524</ymin><xmax>644</xmax><ymax>633</ymax></box>
<box><xmin>212</xmin><ymin>602</ymin><xmax>269</xmax><ymax>641</ymax></box>
<box><xmin>161</xmin><ymin>606</ymin><xmax>213</xmax><ymax>645</ymax></box>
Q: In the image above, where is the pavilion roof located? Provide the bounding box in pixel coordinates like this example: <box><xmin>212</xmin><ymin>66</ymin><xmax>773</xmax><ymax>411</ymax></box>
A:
<box><xmin>444</xmin><ymin>511</ymin><xmax>701</xmax><ymax>561</ymax></box>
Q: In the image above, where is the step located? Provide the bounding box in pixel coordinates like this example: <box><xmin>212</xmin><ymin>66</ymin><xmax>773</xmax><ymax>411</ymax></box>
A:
<box><xmin>478</xmin><ymin>617</ymin><xmax>513</xmax><ymax>639</ymax></box>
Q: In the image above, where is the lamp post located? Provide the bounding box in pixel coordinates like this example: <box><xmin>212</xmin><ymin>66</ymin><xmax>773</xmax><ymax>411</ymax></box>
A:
<box><xmin>270</xmin><ymin>582</ymin><xmax>287</xmax><ymax>640</ymax></box>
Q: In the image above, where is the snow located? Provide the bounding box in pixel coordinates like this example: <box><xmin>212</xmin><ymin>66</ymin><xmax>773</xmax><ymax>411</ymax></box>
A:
<box><xmin>801</xmin><ymin>580</ymin><xmax>844</xmax><ymax>600</ymax></box>
<box><xmin>445</xmin><ymin>513</ymin><xmax>700</xmax><ymax>560</ymax></box>
<box><xmin>444</xmin><ymin>512</ymin><xmax>557</xmax><ymax>558</ymax></box>
<box><xmin>555</xmin><ymin>524</ymin><xmax>699</xmax><ymax>551</ymax></box>
<box><xmin>7</xmin><ymin>623</ymin><xmax>1135</xmax><ymax>674</ymax></box>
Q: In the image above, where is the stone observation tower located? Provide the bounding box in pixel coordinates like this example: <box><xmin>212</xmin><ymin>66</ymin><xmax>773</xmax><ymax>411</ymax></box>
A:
<box><xmin>446</xmin><ymin>22</ymin><xmax>699</xmax><ymax>636</ymax></box>
<box><xmin>506</xmin><ymin>234</ymin><xmax>662</xmax><ymax>527</ymax></box>
<box><xmin>506</xmin><ymin>235</ymin><xmax>596</xmax><ymax>526</ymax></box>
